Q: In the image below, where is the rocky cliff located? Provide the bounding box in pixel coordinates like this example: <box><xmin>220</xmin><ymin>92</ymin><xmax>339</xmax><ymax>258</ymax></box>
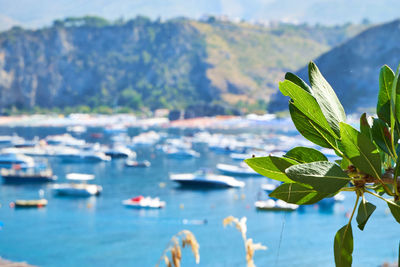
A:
<box><xmin>0</xmin><ymin>16</ymin><xmax>366</xmax><ymax>113</ymax></box>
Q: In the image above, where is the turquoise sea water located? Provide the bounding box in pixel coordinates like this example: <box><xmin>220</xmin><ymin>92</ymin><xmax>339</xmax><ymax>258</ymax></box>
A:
<box><xmin>0</xmin><ymin>126</ymin><xmax>399</xmax><ymax>267</ymax></box>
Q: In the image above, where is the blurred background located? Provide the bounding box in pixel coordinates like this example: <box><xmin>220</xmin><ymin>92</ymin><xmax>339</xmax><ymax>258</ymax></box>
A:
<box><xmin>0</xmin><ymin>1</ymin><xmax>400</xmax><ymax>267</ymax></box>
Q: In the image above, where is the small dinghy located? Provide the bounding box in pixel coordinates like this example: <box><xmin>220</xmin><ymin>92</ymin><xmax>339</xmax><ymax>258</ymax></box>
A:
<box><xmin>11</xmin><ymin>189</ymin><xmax>48</xmax><ymax>208</ymax></box>
<box><xmin>125</xmin><ymin>159</ymin><xmax>151</xmax><ymax>168</ymax></box>
<box><xmin>122</xmin><ymin>196</ymin><xmax>165</xmax><ymax>209</ymax></box>
<box><xmin>255</xmin><ymin>199</ymin><xmax>298</xmax><ymax>211</ymax></box>
<box><xmin>12</xmin><ymin>199</ymin><xmax>48</xmax><ymax>208</ymax></box>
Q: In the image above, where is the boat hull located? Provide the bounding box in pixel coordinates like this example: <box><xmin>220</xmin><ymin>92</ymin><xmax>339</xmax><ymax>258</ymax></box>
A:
<box><xmin>2</xmin><ymin>175</ymin><xmax>57</xmax><ymax>183</ymax></box>
<box><xmin>14</xmin><ymin>199</ymin><xmax>48</xmax><ymax>208</ymax></box>
<box><xmin>173</xmin><ymin>180</ymin><xmax>238</xmax><ymax>188</ymax></box>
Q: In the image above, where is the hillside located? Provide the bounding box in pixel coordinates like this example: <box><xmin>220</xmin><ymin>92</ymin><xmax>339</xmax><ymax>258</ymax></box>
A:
<box><xmin>1</xmin><ymin>0</ymin><xmax>400</xmax><ymax>30</ymax></box>
<box><xmin>0</xmin><ymin>16</ymin><xmax>367</xmax><ymax>114</ymax></box>
<box><xmin>268</xmin><ymin>19</ymin><xmax>400</xmax><ymax>114</ymax></box>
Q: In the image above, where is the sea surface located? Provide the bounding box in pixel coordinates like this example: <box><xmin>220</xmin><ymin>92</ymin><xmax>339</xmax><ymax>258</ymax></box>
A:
<box><xmin>0</xmin><ymin>126</ymin><xmax>399</xmax><ymax>267</ymax></box>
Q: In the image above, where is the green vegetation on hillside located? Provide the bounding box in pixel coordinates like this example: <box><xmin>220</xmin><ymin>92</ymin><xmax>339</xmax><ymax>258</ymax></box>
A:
<box><xmin>0</xmin><ymin>16</ymin><xmax>368</xmax><ymax>115</ymax></box>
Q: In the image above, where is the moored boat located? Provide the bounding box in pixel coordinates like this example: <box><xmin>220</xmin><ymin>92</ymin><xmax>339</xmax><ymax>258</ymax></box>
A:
<box><xmin>12</xmin><ymin>199</ymin><xmax>48</xmax><ymax>208</ymax></box>
<box><xmin>216</xmin><ymin>163</ymin><xmax>260</xmax><ymax>176</ymax></box>
<box><xmin>52</xmin><ymin>173</ymin><xmax>102</xmax><ymax>197</ymax></box>
<box><xmin>170</xmin><ymin>171</ymin><xmax>245</xmax><ymax>188</ymax></box>
<box><xmin>59</xmin><ymin>150</ymin><xmax>111</xmax><ymax>163</ymax></box>
<box><xmin>0</xmin><ymin>153</ymin><xmax>35</xmax><ymax>169</ymax></box>
<box><xmin>165</xmin><ymin>148</ymin><xmax>200</xmax><ymax>159</ymax></box>
<box><xmin>255</xmin><ymin>199</ymin><xmax>298</xmax><ymax>211</ymax></box>
<box><xmin>104</xmin><ymin>145</ymin><xmax>136</xmax><ymax>159</ymax></box>
<box><xmin>1</xmin><ymin>167</ymin><xmax>57</xmax><ymax>183</ymax></box>
<box><xmin>122</xmin><ymin>196</ymin><xmax>165</xmax><ymax>209</ymax></box>
<box><xmin>125</xmin><ymin>159</ymin><xmax>151</xmax><ymax>167</ymax></box>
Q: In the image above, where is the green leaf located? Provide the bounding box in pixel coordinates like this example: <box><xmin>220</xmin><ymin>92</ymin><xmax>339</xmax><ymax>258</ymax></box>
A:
<box><xmin>269</xmin><ymin>183</ymin><xmax>329</xmax><ymax>205</ymax></box>
<box><xmin>371</xmin><ymin>118</ymin><xmax>395</xmax><ymax>156</ymax></box>
<box><xmin>392</xmin><ymin>65</ymin><xmax>400</xmax><ymax>124</ymax></box>
<box><xmin>334</xmin><ymin>224</ymin><xmax>353</xmax><ymax>267</ymax></box>
<box><xmin>284</xmin><ymin>146</ymin><xmax>328</xmax><ymax>163</ymax></box>
<box><xmin>356</xmin><ymin>201</ymin><xmax>376</xmax><ymax>231</ymax></box>
<box><xmin>387</xmin><ymin>199</ymin><xmax>400</xmax><ymax>224</ymax></box>
<box><xmin>377</xmin><ymin>65</ymin><xmax>395</xmax><ymax>123</ymax></box>
<box><xmin>284</xmin><ymin>72</ymin><xmax>312</xmax><ymax>94</ymax></box>
<box><xmin>308</xmin><ymin>62</ymin><xmax>346</xmax><ymax>136</ymax></box>
<box><xmin>390</xmin><ymin>65</ymin><xmax>400</xmax><ymax>143</ymax></box>
<box><xmin>280</xmin><ymin>80</ymin><xmax>337</xmax><ymax>138</ymax></box>
<box><xmin>285</xmin><ymin>161</ymin><xmax>350</xmax><ymax>194</ymax></box>
<box><xmin>289</xmin><ymin>103</ymin><xmax>337</xmax><ymax>148</ymax></box>
<box><xmin>245</xmin><ymin>156</ymin><xmax>297</xmax><ymax>183</ymax></box>
<box><xmin>338</xmin><ymin>122</ymin><xmax>381</xmax><ymax>179</ymax></box>
<box><xmin>359</xmin><ymin>113</ymin><xmax>372</xmax><ymax>141</ymax></box>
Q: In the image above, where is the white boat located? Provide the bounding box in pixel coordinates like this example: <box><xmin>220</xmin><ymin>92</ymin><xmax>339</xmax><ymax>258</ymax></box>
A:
<box><xmin>0</xmin><ymin>153</ymin><xmax>35</xmax><ymax>169</ymax></box>
<box><xmin>165</xmin><ymin>148</ymin><xmax>200</xmax><ymax>159</ymax></box>
<box><xmin>255</xmin><ymin>199</ymin><xmax>298</xmax><ymax>211</ymax></box>
<box><xmin>59</xmin><ymin>150</ymin><xmax>111</xmax><ymax>163</ymax></box>
<box><xmin>216</xmin><ymin>163</ymin><xmax>260</xmax><ymax>176</ymax></box>
<box><xmin>104</xmin><ymin>145</ymin><xmax>136</xmax><ymax>159</ymax></box>
<box><xmin>261</xmin><ymin>183</ymin><xmax>278</xmax><ymax>193</ymax></box>
<box><xmin>52</xmin><ymin>173</ymin><xmax>102</xmax><ymax>197</ymax></box>
<box><xmin>170</xmin><ymin>172</ymin><xmax>245</xmax><ymax>188</ymax></box>
<box><xmin>66</xmin><ymin>125</ymin><xmax>87</xmax><ymax>134</ymax></box>
<box><xmin>0</xmin><ymin>135</ymin><xmax>25</xmax><ymax>148</ymax></box>
<box><xmin>125</xmin><ymin>159</ymin><xmax>151</xmax><ymax>167</ymax></box>
<box><xmin>130</xmin><ymin>131</ymin><xmax>161</xmax><ymax>148</ymax></box>
<box><xmin>122</xmin><ymin>196</ymin><xmax>165</xmax><ymax>209</ymax></box>
<box><xmin>45</xmin><ymin>134</ymin><xmax>86</xmax><ymax>147</ymax></box>
<box><xmin>104</xmin><ymin>125</ymin><xmax>127</xmax><ymax>134</ymax></box>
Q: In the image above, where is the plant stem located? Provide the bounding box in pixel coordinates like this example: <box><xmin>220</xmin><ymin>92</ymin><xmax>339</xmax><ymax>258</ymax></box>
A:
<box><xmin>365</xmin><ymin>190</ymin><xmax>391</xmax><ymax>202</ymax></box>
<box><xmin>340</xmin><ymin>187</ymin><xmax>356</xmax><ymax>192</ymax></box>
<box><xmin>348</xmin><ymin>194</ymin><xmax>360</xmax><ymax>226</ymax></box>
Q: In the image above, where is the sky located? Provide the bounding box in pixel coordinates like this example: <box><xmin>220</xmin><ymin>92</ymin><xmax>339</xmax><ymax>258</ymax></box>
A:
<box><xmin>1</xmin><ymin>0</ymin><xmax>400</xmax><ymax>30</ymax></box>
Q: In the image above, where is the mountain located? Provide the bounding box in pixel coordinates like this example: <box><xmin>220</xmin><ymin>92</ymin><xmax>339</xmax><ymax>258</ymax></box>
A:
<box><xmin>0</xmin><ymin>0</ymin><xmax>399</xmax><ymax>31</ymax></box>
<box><xmin>0</xmin><ymin>16</ymin><xmax>367</xmax><ymax>114</ymax></box>
<box><xmin>268</xmin><ymin>19</ymin><xmax>400</xmax><ymax>114</ymax></box>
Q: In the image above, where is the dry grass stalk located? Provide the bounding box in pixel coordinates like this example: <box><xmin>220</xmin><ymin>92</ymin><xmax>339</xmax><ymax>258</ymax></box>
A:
<box><xmin>156</xmin><ymin>230</ymin><xmax>200</xmax><ymax>267</ymax></box>
<box><xmin>223</xmin><ymin>216</ymin><xmax>267</xmax><ymax>267</ymax></box>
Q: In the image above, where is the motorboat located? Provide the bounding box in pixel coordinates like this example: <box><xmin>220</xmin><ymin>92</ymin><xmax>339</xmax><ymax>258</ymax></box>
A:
<box><xmin>170</xmin><ymin>171</ymin><xmax>245</xmax><ymax>188</ymax></box>
<box><xmin>104</xmin><ymin>125</ymin><xmax>127</xmax><ymax>134</ymax></box>
<box><xmin>122</xmin><ymin>196</ymin><xmax>165</xmax><ymax>209</ymax></box>
<box><xmin>45</xmin><ymin>134</ymin><xmax>86</xmax><ymax>147</ymax></box>
<box><xmin>0</xmin><ymin>135</ymin><xmax>25</xmax><ymax>148</ymax></box>
<box><xmin>130</xmin><ymin>131</ymin><xmax>161</xmax><ymax>148</ymax></box>
<box><xmin>104</xmin><ymin>145</ymin><xmax>136</xmax><ymax>159</ymax></box>
<box><xmin>261</xmin><ymin>183</ymin><xmax>278</xmax><ymax>193</ymax></box>
<box><xmin>0</xmin><ymin>153</ymin><xmax>35</xmax><ymax>169</ymax></box>
<box><xmin>66</xmin><ymin>125</ymin><xmax>87</xmax><ymax>134</ymax></box>
<box><xmin>125</xmin><ymin>159</ymin><xmax>151</xmax><ymax>168</ymax></box>
<box><xmin>12</xmin><ymin>199</ymin><xmax>48</xmax><ymax>208</ymax></box>
<box><xmin>52</xmin><ymin>173</ymin><xmax>102</xmax><ymax>197</ymax></box>
<box><xmin>255</xmin><ymin>199</ymin><xmax>298</xmax><ymax>211</ymax></box>
<box><xmin>1</xmin><ymin>167</ymin><xmax>57</xmax><ymax>183</ymax></box>
<box><xmin>59</xmin><ymin>150</ymin><xmax>111</xmax><ymax>163</ymax></box>
<box><xmin>165</xmin><ymin>148</ymin><xmax>200</xmax><ymax>159</ymax></box>
<box><xmin>216</xmin><ymin>163</ymin><xmax>260</xmax><ymax>176</ymax></box>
